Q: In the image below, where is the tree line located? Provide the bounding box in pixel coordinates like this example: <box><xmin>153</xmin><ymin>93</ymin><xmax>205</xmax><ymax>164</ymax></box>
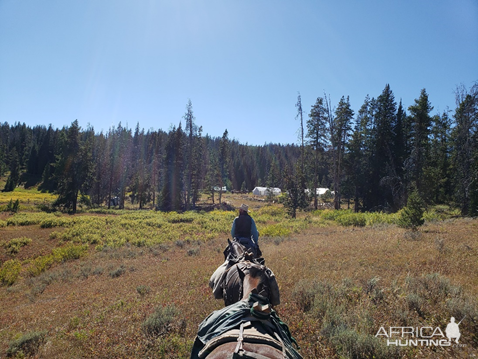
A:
<box><xmin>0</xmin><ymin>84</ymin><xmax>477</xmax><ymax>216</ymax></box>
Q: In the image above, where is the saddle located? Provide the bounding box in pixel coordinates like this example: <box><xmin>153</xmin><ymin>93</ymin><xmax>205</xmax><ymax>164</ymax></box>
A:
<box><xmin>198</xmin><ymin>322</ymin><xmax>287</xmax><ymax>358</ymax></box>
<box><xmin>191</xmin><ymin>293</ymin><xmax>302</xmax><ymax>359</ymax></box>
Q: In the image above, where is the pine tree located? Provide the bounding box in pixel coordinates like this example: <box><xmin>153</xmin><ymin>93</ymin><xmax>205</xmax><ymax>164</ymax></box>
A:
<box><xmin>190</xmin><ymin>126</ymin><xmax>204</xmax><ymax>207</ymax></box>
<box><xmin>331</xmin><ymin>96</ymin><xmax>354</xmax><ymax>209</ymax></box>
<box><xmin>159</xmin><ymin>125</ymin><xmax>184</xmax><ymax>211</ymax></box>
<box><xmin>282</xmin><ymin>164</ymin><xmax>308</xmax><ymax>218</ymax></box>
<box><xmin>424</xmin><ymin>111</ymin><xmax>452</xmax><ymax>204</ymax></box>
<box><xmin>374</xmin><ymin>84</ymin><xmax>402</xmax><ymax>210</ymax></box>
<box><xmin>307</xmin><ymin>96</ymin><xmax>329</xmax><ymax>209</ymax></box>
<box><xmin>183</xmin><ymin>100</ymin><xmax>197</xmax><ymax>209</ymax></box>
<box><xmin>54</xmin><ymin>120</ymin><xmax>94</xmax><ymax>213</ymax></box>
<box><xmin>296</xmin><ymin>93</ymin><xmax>305</xmax><ymax>174</ymax></box>
<box><xmin>398</xmin><ymin>190</ymin><xmax>425</xmax><ymax>231</ymax></box>
<box><xmin>345</xmin><ymin>96</ymin><xmax>373</xmax><ymax>212</ymax></box>
<box><xmin>218</xmin><ymin>130</ymin><xmax>230</xmax><ymax>204</ymax></box>
<box><xmin>452</xmin><ymin>83</ymin><xmax>478</xmax><ymax>215</ymax></box>
<box><xmin>407</xmin><ymin>89</ymin><xmax>433</xmax><ymax>196</ymax></box>
<box><xmin>4</xmin><ymin>148</ymin><xmax>20</xmax><ymax>192</ymax></box>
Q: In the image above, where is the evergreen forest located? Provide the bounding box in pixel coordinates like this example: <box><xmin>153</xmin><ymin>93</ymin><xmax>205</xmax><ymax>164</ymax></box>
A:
<box><xmin>1</xmin><ymin>83</ymin><xmax>477</xmax><ymax>216</ymax></box>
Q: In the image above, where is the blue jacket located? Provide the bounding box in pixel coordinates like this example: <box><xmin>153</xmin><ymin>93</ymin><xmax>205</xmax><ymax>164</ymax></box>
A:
<box><xmin>231</xmin><ymin>215</ymin><xmax>259</xmax><ymax>244</ymax></box>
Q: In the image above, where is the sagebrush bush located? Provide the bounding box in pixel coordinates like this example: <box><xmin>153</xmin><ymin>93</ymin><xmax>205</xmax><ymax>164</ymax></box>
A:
<box><xmin>147</xmin><ymin>334</ymin><xmax>193</xmax><ymax>359</ymax></box>
<box><xmin>137</xmin><ymin>285</ymin><xmax>151</xmax><ymax>297</ymax></box>
<box><xmin>329</xmin><ymin>328</ymin><xmax>400</xmax><ymax>359</ymax></box>
<box><xmin>406</xmin><ymin>273</ymin><xmax>461</xmax><ymax>303</ymax></box>
<box><xmin>292</xmin><ymin>279</ymin><xmax>321</xmax><ymax>312</ymax></box>
<box><xmin>187</xmin><ymin>247</ymin><xmax>200</xmax><ymax>256</ymax></box>
<box><xmin>109</xmin><ymin>265</ymin><xmax>126</xmax><ymax>278</ymax></box>
<box><xmin>6</xmin><ymin>331</ymin><xmax>47</xmax><ymax>357</ymax></box>
<box><xmin>142</xmin><ymin>305</ymin><xmax>179</xmax><ymax>337</ymax></box>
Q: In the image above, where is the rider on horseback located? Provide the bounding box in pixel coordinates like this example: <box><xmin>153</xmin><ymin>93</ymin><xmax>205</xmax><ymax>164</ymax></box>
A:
<box><xmin>231</xmin><ymin>204</ymin><xmax>260</xmax><ymax>256</ymax></box>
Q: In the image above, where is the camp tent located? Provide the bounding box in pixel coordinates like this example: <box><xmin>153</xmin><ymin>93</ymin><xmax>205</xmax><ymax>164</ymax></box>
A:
<box><xmin>252</xmin><ymin>187</ymin><xmax>281</xmax><ymax>196</ymax></box>
<box><xmin>305</xmin><ymin>188</ymin><xmax>332</xmax><ymax>196</ymax></box>
<box><xmin>316</xmin><ymin>188</ymin><xmax>330</xmax><ymax>196</ymax></box>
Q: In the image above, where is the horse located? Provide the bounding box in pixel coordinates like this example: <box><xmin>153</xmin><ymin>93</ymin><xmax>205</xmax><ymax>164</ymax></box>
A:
<box><xmin>192</xmin><ymin>270</ymin><xmax>301</xmax><ymax>358</ymax></box>
<box><xmin>209</xmin><ymin>239</ymin><xmax>280</xmax><ymax>307</ymax></box>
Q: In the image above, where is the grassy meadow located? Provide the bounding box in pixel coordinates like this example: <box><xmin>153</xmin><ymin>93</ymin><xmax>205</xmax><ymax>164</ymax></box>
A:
<box><xmin>0</xmin><ymin>188</ymin><xmax>477</xmax><ymax>358</ymax></box>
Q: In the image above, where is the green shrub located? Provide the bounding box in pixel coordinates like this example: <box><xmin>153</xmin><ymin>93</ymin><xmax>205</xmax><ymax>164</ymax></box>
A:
<box><xmin>28</xmin><ymin>255</ymin><xmax>55</xmax><ymax>277</ymax></box>
<box><xmin>52</xmin><ymin>244</ymin><xmax>88</xmax><ymax>262</ymax></box>
<box><xmin>5</xmin><ymin>199</ymin><xmax>20</xmax><ymax>213</ymax></box>
<box><xmin>406</xmin><ymin>293</ymin><xmax>425</xmax><ymax>316</ymax></box>
<box><xmin>0</xmin><ymin>259</ymin><xmax>22</xmax><ymax>285</ymax></box>
<box><xmin>292</xmin><ymin>279</ymin><xmax>321</xmax><ymax>312</ymax></box>
<box><xmin>3</xmin><ymin>237</ymin><xmax>32</xmax><ymax>254</ymax></box>
<box><xmin>261</xmin><ymin>223</ymin><xmax>292</xmax><ymax>237</ymax></box>
<box><xmin>6</xmin><ymin>331</ymin><xmax>47</xmax><ymax>357</ymax></box>
<box><xmin>406</xmin><ymin>273</ymin><xmax>460</xmax><ymax>304</ymax></box>
<box><xmin>137</xmin><ymin>285</ymin><xmax>151</xmax><ymax>297</ymax></box>
<box><xmin>109</xmin><ymin>265</ymin><xmax>126</xmax><ymax>278</ymax></box>
<box><xmin>423</xmin><ymin>205</ymin><xmax>461</xmax><ymax>222</ymax></box>
<box><xmin>28</xmin><ymin>244</ymin><xmax>88</xmax><ymax>277</ymax></box>
<box><xmin>398</xmin><ymin>191</ymin><xmax>425</xmax><ymax>231</ymax></box>
<box><xmin>335</xmin><ymin>213</ymin><xmax>367</xmax><ymax>227</ymax></box>
<box><xmin>151</xmin><ymin>334</ymin><xmax>193</xmax><ymax>358</ymax></box>
<box><xmin>187</xmin><ymin>247</ymin><xmax>200</xmax><ymax>256</ymax></box>
<box><xmin>364</xmin><ymin>212</ymin><xmax>399</xmax><ymax>226</ymax></box>
<box><xmin>142</xmin><ymin>305</ymin><xmax>179</xmax><ymax>337</ymax></box>
<box><xmin>40</xmin><ymin>216</ymin><xmax>72</xmax><ymax>228</ymax></box>
<box><xmin>93</xmin><ymin>267</ymin><xmax>104</xmax><ymax>275</ymax></box>
<box><xmin>256</xmin><ymin>205</ymin><xmax>286</xmax><ymax>217</ymax></box>
<box><xmin>329</xmin><ymin>328</ymin><xmax>400</xmax><ymax>359</ymax></box>
<box><xmin>320</xmin><ymin>209</ymin><xmax>352</xmax><ymax>221</ymax></box>
<box><xmin>6</xmin><ymin>213</ymin><xmax>53</xmax><ymax>226</ymax></box>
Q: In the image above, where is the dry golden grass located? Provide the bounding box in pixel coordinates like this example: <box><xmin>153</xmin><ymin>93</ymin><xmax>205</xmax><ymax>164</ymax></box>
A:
<box><xmin>0</xmin><ymin>197</ymin><xmax>477</xmax><ymax>358</ymax></box>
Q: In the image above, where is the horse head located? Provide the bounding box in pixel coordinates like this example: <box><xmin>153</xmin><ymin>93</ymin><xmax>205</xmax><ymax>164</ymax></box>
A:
<box><xmin>224</xmin><ymin>238</ymin><xmax>257</xmax><ymax>263</ymax></box>
<box><xmin>223</xmin><ymin>261</ymin><xmax>280</xmax><ymax>307</ymax></box>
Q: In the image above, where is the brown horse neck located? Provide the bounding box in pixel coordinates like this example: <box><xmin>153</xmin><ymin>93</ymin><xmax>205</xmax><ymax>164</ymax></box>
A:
<box><xmin>241</xmin><ymin>274</ymin><xmax>261</xmax><ymax>301</ymax></box>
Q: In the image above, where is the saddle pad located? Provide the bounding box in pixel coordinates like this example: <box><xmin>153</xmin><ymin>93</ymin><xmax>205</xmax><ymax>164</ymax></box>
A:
<box><xmin>198</xmin><ymin>327</ymin><xmax>284</xmax><ymax>358</ymax></box>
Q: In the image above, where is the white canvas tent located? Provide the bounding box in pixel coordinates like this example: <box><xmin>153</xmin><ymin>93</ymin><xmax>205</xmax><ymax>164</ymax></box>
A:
<box><xmin>316</xmin><ymin>188</ymin><xmax>330</xmax><ymax>196</ymax></box>
<box><xmin>305</xmin><ymin>188</ymin><xmax>333</xmax><ymax>196</ymax></box>
<box><xmin>252</xmin><ymin>187</ymin><xmax>281</xmax><ymax>196</ymax></box>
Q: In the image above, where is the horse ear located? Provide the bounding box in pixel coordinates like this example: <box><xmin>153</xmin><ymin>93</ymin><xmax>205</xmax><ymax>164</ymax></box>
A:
<box><xmin>227</xmin><ymin>238</ymin><xmax>232</xmax><ymax>247</ymax></box>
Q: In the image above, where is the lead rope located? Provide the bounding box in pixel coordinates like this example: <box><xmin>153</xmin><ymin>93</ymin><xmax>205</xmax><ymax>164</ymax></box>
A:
<box><xmin>234</xmin><ymin>322</ymin><xmax>246</xmax><ymax>354</ymax></box>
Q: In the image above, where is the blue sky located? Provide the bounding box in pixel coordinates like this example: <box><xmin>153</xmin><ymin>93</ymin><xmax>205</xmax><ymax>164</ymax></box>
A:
<box><xmin>1</xmin><ymin>0</ymin><xmax>477</xmax><ymax>146</ymax></box>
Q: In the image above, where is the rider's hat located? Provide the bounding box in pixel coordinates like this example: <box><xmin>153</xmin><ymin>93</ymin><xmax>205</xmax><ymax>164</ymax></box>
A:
<box><xmin>239</xmin><ymin>204</ymin><xmax>249</xmax><ymax>212</ymax></box>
